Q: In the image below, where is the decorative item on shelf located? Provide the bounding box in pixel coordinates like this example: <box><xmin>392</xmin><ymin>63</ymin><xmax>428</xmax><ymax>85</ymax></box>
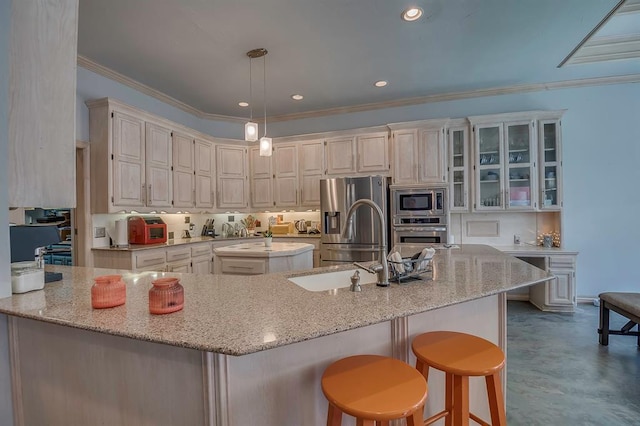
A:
<box><xmin>263</xmin><ymin>227</ymin><xmax>273</xmax><ymax>248</ymax></box>
<box><xmin>92</xmin><ymin>274</ymin><xmax>126</xmax><ymax>309</ymax></box>
<box><xmin>149</xmin><ymin>277</ymin><xmax>184</xmax><ymax>315</ymax></box>
<box><xmin>537</xmin><ymin>232</ymin><xmax>561</xmax><ymax>248</ymax></box>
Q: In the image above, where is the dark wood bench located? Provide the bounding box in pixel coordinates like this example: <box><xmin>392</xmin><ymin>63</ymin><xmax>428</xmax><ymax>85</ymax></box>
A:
<box><xmin>598</xmin><ymin>292</ymin><xmax>640</xmax><ymax>346</ymax></box>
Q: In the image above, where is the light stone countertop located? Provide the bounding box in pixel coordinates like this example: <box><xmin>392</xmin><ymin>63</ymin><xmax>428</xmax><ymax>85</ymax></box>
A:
<box><xmin>492</xmin><ymin>244</ymin><xmax>579</xmax><ymax>256</ymax></box>
<box><xmin>0</xmin><ymin>244</ymin><xmax>551</xmax><ymax>356</ymax></box>
<box><xmin>91</xmin><ymin>233</ymin><xmax>320</xmax><ymax>251</ymax></box>
<box><xmin>213</xmin><ymin>242</ymin><xmax>314</xmax><ymax>258</ymax></box>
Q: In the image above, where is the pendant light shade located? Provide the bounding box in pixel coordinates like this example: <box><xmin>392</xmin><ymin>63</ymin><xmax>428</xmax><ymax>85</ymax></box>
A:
<box><xmin>259</xmin><ymin>136</ymin><xmax>272</xmax><ymax>156</ymax></box>
<box><xmin>245</xmin><ymin>121</ymin><xmax>258</xmax><ymax>142</ymax></box>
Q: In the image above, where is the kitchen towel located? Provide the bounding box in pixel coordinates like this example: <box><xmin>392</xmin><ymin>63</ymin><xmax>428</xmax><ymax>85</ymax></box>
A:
<box><xmin>418</xmin><ymin>247</ymin><xmax>436</xmax><ymax>270</ymax></box>
<box><xmin>387</xmin><ymin>251</ymin><xmax>405</xmax><ymax>274</ymax></box>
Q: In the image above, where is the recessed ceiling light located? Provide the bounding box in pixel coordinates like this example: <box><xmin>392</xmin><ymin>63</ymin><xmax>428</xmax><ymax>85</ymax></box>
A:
<box><xmin>402</xmin><ymin>7</ymin><xmax>423</xmax><ymax>22</ymax></box>
<box><xmin>374</xmin><ymin>80</ymin><xmax>388</xmax><ymax>87</ymax></box>
<box><xmin>291</xmin><ymin>94</ymin><xmax>304</xmax><ymax>101</ymax></box>
<box><xmin>238</xmin><ymin>101</ymin><xmax>249</xmax><ymax>107</ymax></box>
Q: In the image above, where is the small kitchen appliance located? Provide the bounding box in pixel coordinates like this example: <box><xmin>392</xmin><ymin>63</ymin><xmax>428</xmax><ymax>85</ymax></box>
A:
<box><xmin>128</xmin><ymin>216</ymin><xmax>167</xmax><ymax>245</ymax></box>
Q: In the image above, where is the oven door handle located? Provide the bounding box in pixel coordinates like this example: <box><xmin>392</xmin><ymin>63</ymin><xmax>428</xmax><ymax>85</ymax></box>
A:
<box><xmin>393</xmin><ymin>227</ymin><xmax>448</xmax><ymax>232</ymax></box>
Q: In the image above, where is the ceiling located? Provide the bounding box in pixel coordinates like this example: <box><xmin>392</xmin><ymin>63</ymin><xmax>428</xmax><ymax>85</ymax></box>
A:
<box><xmin>77</xmin><ymin>0</ymin><xmax>640</xmax><ymax>122</ymax></box>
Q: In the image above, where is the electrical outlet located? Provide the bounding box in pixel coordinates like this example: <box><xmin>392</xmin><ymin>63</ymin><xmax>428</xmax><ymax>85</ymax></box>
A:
<box><xmin>228</xmin><ymin>215</ymin><xmax>235</xmax><ymax>222</ymax></box>
<box><xmin>94</xmin><ymin>227</ymin><xmax>106</xmax><ymax>238</ymax></box>
<box><xmin>514</xmin><ymin>234</ymin><xmax>521</xmax><ymax>245</ymax></box>
<box><xmin>168</xmin><ymin>231</ymin><xmax>174</xmax><ymax>240</ymax></box>
<box><xmin>184</xmin><ymin>216</ymin><xmax>190</xmax><ymax>224</ymax></box>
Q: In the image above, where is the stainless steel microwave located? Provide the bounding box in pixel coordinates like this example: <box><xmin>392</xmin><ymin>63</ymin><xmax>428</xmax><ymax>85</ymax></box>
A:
<box><xmin>390</xmin><ymin>186</ymin><xmax>447</xmax><ymax>218</ymax></box>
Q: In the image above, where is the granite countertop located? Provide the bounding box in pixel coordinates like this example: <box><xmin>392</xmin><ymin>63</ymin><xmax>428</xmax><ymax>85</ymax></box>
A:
<box><xmin>213</xmin><ymin>242</ymin><xmax>314</xmax><ymax>258</ymax></box>
<box><xmin>492</xmin><ymin>244</ymin><xmax>579</xmax><ymax>255</ymax></box>
<box><xmin>0</xmin><ymin>244</ymin><xmax>551</xmax><ymax>356</ymax></box>
<box><xmin>92</xmin><ymin>233</ymin><xmax>321</xmax><ymax>251</ymax></box>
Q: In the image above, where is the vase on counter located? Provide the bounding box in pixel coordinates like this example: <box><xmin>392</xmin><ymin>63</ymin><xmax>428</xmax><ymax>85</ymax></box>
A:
<box><xmin>264</xmin><ymin>237</ymin><xmax>272</xmax><ymax>248</ymax></box>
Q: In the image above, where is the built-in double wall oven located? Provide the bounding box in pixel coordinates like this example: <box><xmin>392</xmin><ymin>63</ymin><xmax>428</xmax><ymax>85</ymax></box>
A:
<box><xmin>390</xmin><ymin>185</ymin><xmax>449</xmax><ymax>245</ymax></box>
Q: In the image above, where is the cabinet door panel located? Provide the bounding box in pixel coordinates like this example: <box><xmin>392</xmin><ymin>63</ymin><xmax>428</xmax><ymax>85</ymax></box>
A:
<box><xmin>274</xmin><ymin>145</ymin><xmax>298</xmax><ymax>177</ymax></box>
<box><xmin>505</xmin><ymin>121</ymin><xmax>534</xmax><ymax>210</ymax></box>
<box><xmin>548</xmin><ymin>270</ymin><xmax>575</xmax><ymax>306</ymax></box>
<box><xmin>448</xmin><ymin>127</ymin><xmax>469</xmax><ymax>211</ymax></box>
<box><xmin>392</xmin><ymin>130</ymin><xmax>418</xmax><ymax>184</ymax></box>
<box><xmin>539</xmin><ymin>120</ymin><xmax>562</xmax><ymax>210</ymax></box>
<box><xmin>250</xmin><ymin>147</ymin><xmax>272</xmax><ymax>178</ymax></box>
<box><xmin>252</xmin><ymin>177</ymin><xmax>274</xmax><ymax>208</ymax></box>
<box><xmin>173</xmin><ymin>132</ymin><xmax>194</xmax><ymax>208</ymax></box>
<box><xmin>357</xmin><ymin>134</ymin><xmax>389</xmax><ymax>173</ymax></box>
<box><xmin>299</xmin><ymin>141</ymin><xmax>324</xmax><ymax>175</ymax></box>
<box><xmin>301</xmin><ymin>174</ymin><xmax>321</xmax><ymax>207</ymax></box>
<box><xmin>217</xmin><ymin>146</ymin><xmax>248</xmax><ymax>209</ymax></box>
<box><xmin>474</xmin><ymin>124</ymin><xmax>505</xmax><ymax>211</ymax></box>
<box><xmin>418</xmin><ymin>128</ymin><xmax>446</xmax><ymax>183</ymax></box>
<box><xmin>195</xmin><ymin>140</ymin><xmax>214</xmax><ymax>209</ymax></box>
<box><xmin>218</xmin><ymin>177</ymin><xmax>248</xmax><ymax>208</ymax></box>
<box><xmin>192</xmin><ymin>257</ymin><xmax>211</xmax><ymax>274</ymax></box>
<box><xmin>173</xmin><ymin>171</ymin><xmax>194</xmax><ymax>207</ymax></box>
<box><xmin>275</xmin><ymin>177</ymin><xmax>298</xmax><ymax>207</ymax></box>
<box><xmin>325</xmin><ymin>137</ymin><xmax>355</xmax><ymax>175</ymax></box>
<box><xmin>217</xmin><ymin>146</ymin><xmax>246</xmax><ymax>178</ymax></box>
<box><xmin>112</xmin><ymin>112</ymin><xmax>145</xmax><ymax>207</ymax></box>
<box><xmin>145</xmin><ymin>122</ymin><xmax>172</xmax><ymax>208</ymax></box>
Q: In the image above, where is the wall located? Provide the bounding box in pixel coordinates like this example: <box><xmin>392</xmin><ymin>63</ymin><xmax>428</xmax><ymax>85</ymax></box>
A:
<box><xmin>0</xmin><ymin>0</ymin><xmax>15</xmax><ymax>421</ymax></box>
<box><xmin>76</xmin><ymin>67</ymin><xmax>640</xmax><ymax>298</ymax></box>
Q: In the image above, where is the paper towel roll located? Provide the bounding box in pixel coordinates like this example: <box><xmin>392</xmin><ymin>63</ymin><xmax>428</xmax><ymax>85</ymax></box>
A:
<box><xmin>115</xmin><ymin>219</ymin><xmax>128</xmax><ymax>247</ymax></box>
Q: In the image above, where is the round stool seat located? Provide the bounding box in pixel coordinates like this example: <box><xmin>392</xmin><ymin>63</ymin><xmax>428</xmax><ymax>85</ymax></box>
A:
<box><xmin>322</xmin><ymin>355</ymin><xmax>427</xmax><ymax>422</ymax></box>
<box><xmin>412</xmin><ymin>331</ymin><xmax>505</xmax><ymax>377</ymax></box>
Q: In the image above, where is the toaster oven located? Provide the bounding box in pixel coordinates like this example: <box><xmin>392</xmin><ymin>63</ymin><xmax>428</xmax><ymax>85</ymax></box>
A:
<box><xmin>128</xmin><ymin>216</ymin><xmax>167</xmax><ymax>245</ymax></box>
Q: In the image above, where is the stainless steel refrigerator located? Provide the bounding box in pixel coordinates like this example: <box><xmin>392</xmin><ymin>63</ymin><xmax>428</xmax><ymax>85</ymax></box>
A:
<box><xmin>320</xmin><ymin>175</ymin><xmax>389</xmax><ymax>266</ymax></box>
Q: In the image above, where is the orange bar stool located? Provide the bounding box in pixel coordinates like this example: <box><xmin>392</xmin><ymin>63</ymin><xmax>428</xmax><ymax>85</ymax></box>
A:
<box><xmin>412</xmin><ymin>331</ymin><xmax>506</xmax><ymax>426</ymax></box>
<box><xmin>321</xmin><ymin>354</ymin><xmax>428</xmax><ymax>426</ymax></box>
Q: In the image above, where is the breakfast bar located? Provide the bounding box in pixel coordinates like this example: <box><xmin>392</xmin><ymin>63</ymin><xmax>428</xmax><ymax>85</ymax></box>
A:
<box><xmin>0</xmin><ymin>245</ymin><xmax>551</xmax><ymax>425</ymax></box>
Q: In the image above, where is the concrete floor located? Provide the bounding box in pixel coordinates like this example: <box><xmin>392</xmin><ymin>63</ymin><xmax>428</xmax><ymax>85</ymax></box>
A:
<box><xmin>507</xmin><ymin>301</ymin><xmax>640</xmax><ymax>425</ymax></box>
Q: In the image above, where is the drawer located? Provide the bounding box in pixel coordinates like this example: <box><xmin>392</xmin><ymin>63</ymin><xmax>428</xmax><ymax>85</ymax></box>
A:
<box><xmin>220</xmin><ymin>258</ymin><xmax>266</xmax><ymax>275</ymax></box>
<box><xmin>548</xmin><ymin>255</ymin><xmax>575</xmax><ymax>270</ymax></box>
<box><xmin>166</xmin><ymin>248</ymin><xmax>191</xmax><ymax>262</ymax></box>
<box><xmin>135</xmin><ymin>251</ymin><xmax>166</xmax><ymax>269</ymax></box>
<box><xmin>191</xmin><ymin>244</ymin><xmax>211</xmax><ymax>258</ymax></box>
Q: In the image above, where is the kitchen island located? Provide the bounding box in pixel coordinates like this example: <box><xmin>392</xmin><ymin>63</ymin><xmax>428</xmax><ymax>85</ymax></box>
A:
<box><xmin>213</xmin><ymin>241</ymin><xmax>313</xmax><ymax>275</ymax></box>
<box><xmin>0</xmin><ymin>245</ymin><xmax>551</xmax><ymax>425</ymax></box>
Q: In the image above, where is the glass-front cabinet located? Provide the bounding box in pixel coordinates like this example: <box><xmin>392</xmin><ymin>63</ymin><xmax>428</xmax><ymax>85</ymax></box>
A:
<box><xmin>470</xmin><ymin>114</ymin><xmax>537</xmax><ymax>212</ymax></box>
<box><xmin>447</xmin><ymin>121</ymin><xmax>470</xmax><ymax>212</ymax></box>
<box><xmin>538</xmin><ymin>119</ymin><xmax>562</xmax><ymax>210</ymax></box>
<box><xmin>505</xmin><ymin>121</ymin><xmax>535</xmax><ymax>210</ymax></box>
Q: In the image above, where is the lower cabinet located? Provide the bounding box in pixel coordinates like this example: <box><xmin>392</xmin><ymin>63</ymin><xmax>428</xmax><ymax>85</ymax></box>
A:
<box><xmin>513</xmin><ymin>253</ymin><xmax>577</xmax><ymax>313</ymax></box>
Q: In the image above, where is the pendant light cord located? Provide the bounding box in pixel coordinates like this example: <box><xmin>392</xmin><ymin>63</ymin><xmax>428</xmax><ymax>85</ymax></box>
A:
<box><xmin>249</xmin><ymin>57</ymin><xmax>253</xmax><ymax>121</ymax></box>
<box><xmin>263</xmin><ymin>54</ymin><xmax>267</xmax><ymax>137</ymax></box>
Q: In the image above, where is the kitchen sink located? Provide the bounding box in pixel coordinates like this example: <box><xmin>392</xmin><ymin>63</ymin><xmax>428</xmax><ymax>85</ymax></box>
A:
<box><xmin>288</xmin><ymin>269</ymin><xmax>378</xmax><ymax>292</ymax></box>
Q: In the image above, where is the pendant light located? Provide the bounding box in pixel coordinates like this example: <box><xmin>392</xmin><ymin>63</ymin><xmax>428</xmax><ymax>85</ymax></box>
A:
<box><xmin>257</xmin><ymin>49</ymin><xmax>272</xmax><ymax>157</ymax></box>
<box><xmin>244</xmin><ymin>50</ymin><xmax>259</xmax><ymax>142</ymax></box>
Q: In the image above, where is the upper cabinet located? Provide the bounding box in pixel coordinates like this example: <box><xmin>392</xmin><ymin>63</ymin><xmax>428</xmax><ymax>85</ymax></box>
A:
<box><xmin>299</xmin><ymin>140</ymin><xmax>325</xmax><ymax>207</ymax></box>
<box><xmin>324</xmin><ymin>131</ymin><xmax>390</xmax><ymax>176</ymax></box>
<box><xmin>8</xmin><ymin>0</ymin><xmax>78</xmax><ymax>208</ymax></box>
<box><xmin>216</xmin><ymin>145</ymin><xmax>249</xmax><ymax>210</ymax></box>
<box><xmin>389</xmin><ymin>119</ymin><xmax>448</xmax><ymax>185</ymax></box>
<box><xmin>538</xmin><ymin>116</ymin><xmax>563</xmax><ymax>210</ymax></box>
<box><xmin>447</xmin><ymin>120</ymin><xmax>470</xmax><ymax>212</ymax></box>
<box><xmin>88</xmin><ymin>98</ymin><xmax>218</xmax><ymax>213</ymax></box>
<box><xmin>274</xmin><ymin>144</ymin><xmax>299</xmax><ymax>207</ymax></box>
<box><xmin>468</xmin><ymin>111</ymin><xmax>565</xmax><ymax>212</ymax></box>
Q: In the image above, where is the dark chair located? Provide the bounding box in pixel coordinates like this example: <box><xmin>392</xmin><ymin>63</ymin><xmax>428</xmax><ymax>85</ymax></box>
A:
<box><xmin>598</xmin><ymin>292</ymin><xmax>640</xmax><ymax>346</ymax></box>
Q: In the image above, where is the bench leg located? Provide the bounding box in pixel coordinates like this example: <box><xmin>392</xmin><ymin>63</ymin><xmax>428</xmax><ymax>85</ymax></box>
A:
<box><xmin>599</xmin><ymin>301</ymin><xmax>609</xmax><ymax>346</ymax></box>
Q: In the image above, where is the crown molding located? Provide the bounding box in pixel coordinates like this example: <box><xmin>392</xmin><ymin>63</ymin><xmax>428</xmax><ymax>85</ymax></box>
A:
<box><xmin>79</xmin><ymin>55</ymin><xmax>640</xmax><ymax>124</ymax></box>
<box><xmin>619</xmin><ymin>0</ymin><xmax>640</xmax><ymax>14</ymax></box>
<box><xmin>77</xmin><ymin>55</ymin><xmax>244</xmax><ymax>123</ymax></box>
<box><xmin>565</xmin><ymin>34</ymin><xmax>640</xmax><ymax>65</ymax></box>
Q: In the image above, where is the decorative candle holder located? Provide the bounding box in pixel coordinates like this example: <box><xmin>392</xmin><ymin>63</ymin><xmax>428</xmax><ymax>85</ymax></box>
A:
<box><xmin>149</xmin><ymin>277</ymin><xmax>184</xmax><ymax>314</ymax></box>
<box><xmin>92</xmin><ymin>274</ymin><xmax>126</xmax><ymax>309</ymax></box>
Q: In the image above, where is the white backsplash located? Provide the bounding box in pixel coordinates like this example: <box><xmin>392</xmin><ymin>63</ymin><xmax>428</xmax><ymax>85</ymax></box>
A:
<box><xmin>92</xmin><ymin>211</ymin><xmax>322</xmax><ymax>247</ymax></box>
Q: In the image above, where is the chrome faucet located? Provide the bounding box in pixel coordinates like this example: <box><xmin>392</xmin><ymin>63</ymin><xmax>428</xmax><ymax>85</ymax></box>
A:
<box><xmin>341</xmin><ymin>198</ymin><xmax>389</xmax><ymax>287</ymax></box>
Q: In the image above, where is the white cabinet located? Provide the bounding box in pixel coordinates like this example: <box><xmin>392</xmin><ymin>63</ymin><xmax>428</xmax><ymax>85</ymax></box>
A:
<box><xmin>112</xmin><ymin>111</ymin><xmax>146</xmax><ymax>208</ymax></box>
<box><xmin>528</xmin><ymin>254</ymin><xmax>576</xmax><ymax>312</ymax></box>
<box><xmin>172</xmin><ymin>132</ymin><xmax>195</xmax><ymax>208</ymax></box>
<box><xmin>299</xmin><ymin>140</ymin><xmax>324</xmax><ymax>207</ymax></box>
<box><xmin>274</xmin><ymin>144</ymin><xmax>299</xmax><ymax>207</ymax></box>
<box><xmin>8</xmin><ymin>0</ymin><xmax>78</xmax><ymax>208</ymax></box>
<box><xmin>216</xmin><ymin>145</ymin><xmax>249</xmax><ymax>210</ymax></box>
<box><xmin>145</xmin><ymin>122</ymin><xmax>173</xmax><ymax>208</ymax></box>
<box><xmin>324</xmin><ymin>132</ymin><xmax>390</xmax><ymax>176</ymax></box>
<box><xmin>194</xmin><ymin>139</ymin><xmax>215</xmax><ymax>209</ymax></box>
<box><xmin>447</xmin><ymin>121</ymin><xmax>470</xmax><ymax>212</ymax></box>
<box><xmin>134</xmin><ymin>250</ymin><xmax>167</xmax><ymax>272</ymax></box>
<box><xmin>250</xmin><ymin>146</ymin><xmax>274</xmax><ymax>208</ymax></box>
<box><xmin>470</xmin><ymin>115</ymin><xmax>536</xmax><ymax>211</ymax></box>
<box><xmin>325</xmin><ymin>136</ymin><xmax>356</xmax><ymax>175</ymax></box>
<box><xmin>538</xmin><ymin>116</ymin><xmax>563</xmax><ymax>210</ymax></box>
<box><xmin>356</xmin><ymin>133</ymin><xmax>390</xmax><ymax>173</ymax></box>
<box><xmin>191</xmin><ymin>243</ymin><xmax>212</xmax><ymax>274</ymax></box>
<box><xmin>166</xmin><ymin>247</ymin><xmax>192</xmax><ymax>273</ymax></box>
<box><xmin>389</xmin><ymin>119</ymin><xmax>448</xmax><ymax>185</ymax></box>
